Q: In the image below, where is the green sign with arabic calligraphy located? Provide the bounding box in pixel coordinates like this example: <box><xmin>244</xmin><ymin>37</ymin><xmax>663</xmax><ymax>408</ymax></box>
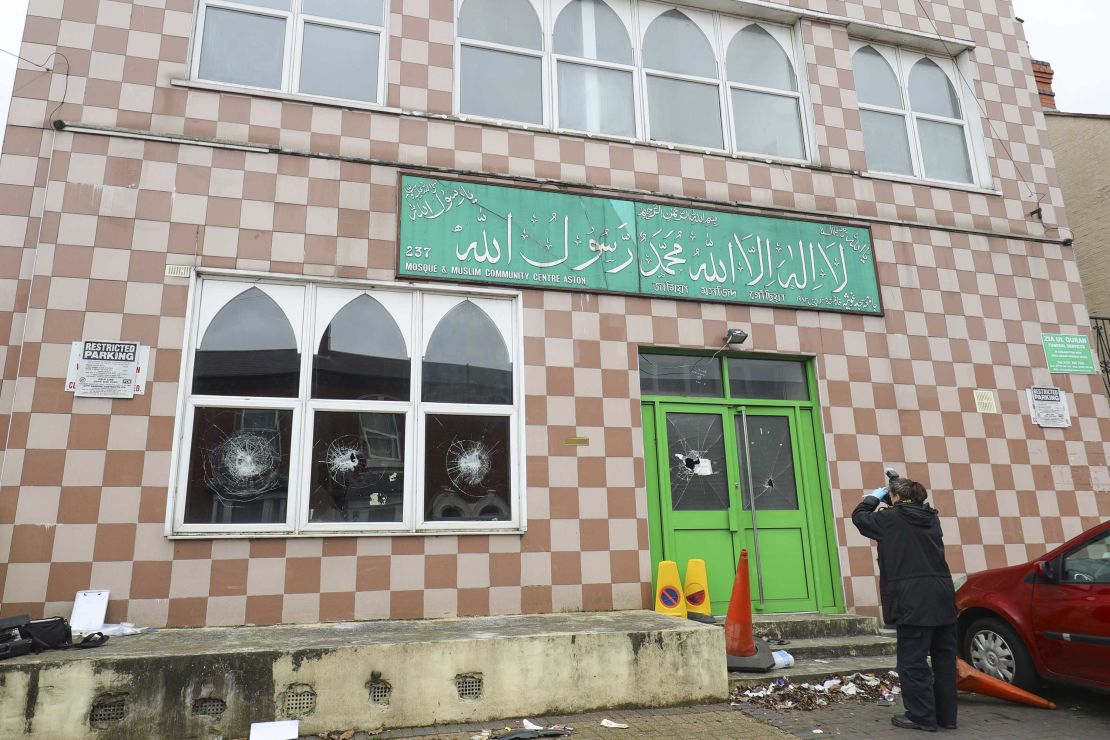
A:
<box><xmin>398</xmin><ymin>176</ymin><xmax>882</xmax><ymax>315</ymax></box>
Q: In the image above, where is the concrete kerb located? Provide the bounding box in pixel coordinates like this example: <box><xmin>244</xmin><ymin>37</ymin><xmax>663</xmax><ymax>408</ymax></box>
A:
<box><xmin>0</xmin><ymin>610</ymin><xmax>727</xmax><ymax>739</ymax></box>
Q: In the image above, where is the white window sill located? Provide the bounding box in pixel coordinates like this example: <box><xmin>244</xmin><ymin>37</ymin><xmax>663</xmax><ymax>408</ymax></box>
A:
<box><xmin>167</xmin><ymin>527</ymin><xmax>527</xmax><ymax>539</ymax></box>
<box><xmin>171</xmin><ymin>78</ymin><xmax>405</xmax><ymax>116</ymax></box>
<box><xmin>860</xmin><ymin>170</ymin><xmax>1003</xmax><ymax>197</ymax></box>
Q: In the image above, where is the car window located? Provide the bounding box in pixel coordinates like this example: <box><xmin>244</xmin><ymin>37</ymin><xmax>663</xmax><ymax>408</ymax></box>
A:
<box><xmin>1062</xmin><ymin>531</ymin><xmax>1110</xmax><ymax>584</ymax></box>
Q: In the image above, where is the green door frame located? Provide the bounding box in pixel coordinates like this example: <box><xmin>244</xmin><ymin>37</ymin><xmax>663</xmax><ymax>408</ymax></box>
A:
<box><xmin>641</xmin><ymin>351</ymin><xmax>845</xmax><ymax>614</ymax></box>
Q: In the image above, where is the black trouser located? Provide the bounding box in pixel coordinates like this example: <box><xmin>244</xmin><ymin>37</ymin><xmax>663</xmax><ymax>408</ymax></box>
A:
<box><xmin>896</xmin><ymin>623</ymin><xmax>958</xmax><ymax>729</ymax></box>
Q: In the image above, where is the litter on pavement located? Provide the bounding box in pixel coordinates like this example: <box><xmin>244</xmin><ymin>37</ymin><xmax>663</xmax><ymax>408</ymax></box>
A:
<box><xmin>731</xmin><ymin>671</ymin><xmax>902</xmax><ymax>711</ymax></box>
<box><xmin>600</xmin><ymin>719</ymin><xmax>630</xmax><ymax>728</ymax></box>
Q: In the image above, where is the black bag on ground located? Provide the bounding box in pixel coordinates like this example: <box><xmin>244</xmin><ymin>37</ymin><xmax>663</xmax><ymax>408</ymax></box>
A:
<box><xmin>18</xmin><ymin>616</ymin><xmax>73</xmax><ymax>652</ymax></box>
<box><xmin>0</xmin><ymin>613</ymin><xmax>33</xmax><ymax>660</ymax></box>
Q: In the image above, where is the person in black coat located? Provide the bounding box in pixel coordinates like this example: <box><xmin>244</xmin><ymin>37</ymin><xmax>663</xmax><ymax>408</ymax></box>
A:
<box><xmin>852</xmin><ymin>477</ymin><xmax>957</xmax><ymax>732</ymax></box>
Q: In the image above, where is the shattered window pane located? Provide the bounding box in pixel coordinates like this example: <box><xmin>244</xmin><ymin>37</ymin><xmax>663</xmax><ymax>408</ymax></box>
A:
<box><xmin>309</xmin><ymin>411</ymin><xmax>405</xmax><ymax>523</ymax></box>
<box><xmin>193</xmin><ymin>287</ymin><xmax>300</xmax><ymax>397</ymax></box>
<box><xmin>639</xmin><ymin>353</ymin><xmax>723</xmax><ymax>397</ymax></box>
<box><xmin>423</xmin><ymin>301</ymin><xmax>513</xmax><ymax>404</ymax></box>
<box><xmin>424</xmin><ymin>414</ymin><xmax>511</xmax><ymax>522</ymax></box>
<box><xmin>666</xmin><ymin>413</ymin><xmax>729</xmax><ymax>511</ymax></box>
<box><xmin>184</xmin><ymin>406</ymin><xmax>292</xmax><ymax>524</ymax></box>
<box><xmin>737</xmin><ymin>415</ymin><xmax>799</xmax><ymax>511</ymax></box>
<box><xmin>727</xmin><ymin>358</ymin><xmax>808</xmax><ymax>401</ymax></box>
<box><xmin>313</xmin><ymin>294</ymin><xmax>410</xmax><ymax>401</ymax></box>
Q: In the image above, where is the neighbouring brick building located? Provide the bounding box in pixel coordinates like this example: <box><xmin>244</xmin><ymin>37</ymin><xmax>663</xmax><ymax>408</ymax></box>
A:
<box><xmin>0</xmin><ymin>0</ymin><xmax>1106</xmax><ymax>629</ymax></box>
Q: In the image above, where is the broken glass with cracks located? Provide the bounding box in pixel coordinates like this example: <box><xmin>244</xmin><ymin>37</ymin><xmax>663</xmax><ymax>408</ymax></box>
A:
<box><xmin>192</xmin><ymin>287</ymin><xmax>300</xmax><ymax>397</ymax></box>
<box><xmin>309</xmin><ymin>411</ymin><xmax>405</xmax><ymax>523</ymax></box>
<box><xmin>737</xmin><ymin>415</ymin><xmax>799</xmax><ymax>510</ymax></box>
<box><xmin>422</xmin><ymin>301</ymin><xmax>512</xmax><ymax>404</ymax></box>
<box><xmin>184</xmin><ymin>407</ymin><xmax>292</xmax><ymax>524</ymax></box>
<box><xmin>666</xmin><ymin>413</ymin><xmax>729</xmax><ymax>510</ymax></box>
<box><xmin>313</xmin><ymin>294</ymin><xmax>410</xmax><ymax>401</ymax></box>
<box><xmin>639</xmin><ymin>353</ymin><xmax>723</xmax><ymax>397</ymax></box>
<box><xmin>424</xmin><ymin>414</ymin><xmax>511</xmax><ymax>522</ymax></box>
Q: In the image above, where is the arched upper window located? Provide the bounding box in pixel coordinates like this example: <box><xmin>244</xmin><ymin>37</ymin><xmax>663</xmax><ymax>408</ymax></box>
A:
<box><xmin>853</xmin><ymin>42</ymin><xmax>975</xmax><ymax>184</ymax></box>
<box><xmin>458</xmin><ymin>0</ymin><xmax>544</xmax><ymax>124</ymax></box>
<box><xmin>642</xmin><ymin>9</ymin><xmax>723</xmax><ymax>149</ymax></box>
<box><xmin>193</xmin><ymin>287</ymin><xmax>300</xmax><ymax>397</ymax></box>
<box><xmin>313</xmin><ymin>294</ymin><xmax>410</xmax><ymax>401</ymax></box>
<box><xmin>423</xmin><ymin>300</ymin><xmax>513</xmax><ymax>404</ymax></box>
<box><xmin>553</xmin><ymin>0</ymin><xmax>636</xmax><ymax>137</ymax></box>
<box><xmin>725</xmin><ymin>24</ymin><xmax>804</xmax><ymax>159</ymax></box>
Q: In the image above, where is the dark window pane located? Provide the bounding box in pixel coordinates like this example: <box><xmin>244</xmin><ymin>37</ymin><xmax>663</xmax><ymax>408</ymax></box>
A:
<box><xmin>639</xmin><ymin>353</ymin><xmax>723</xmax><ymax>397</ymax></box>
<box><xmin>666</xmin><ymin>413</ymin><xmax>729</xmax><ymax>511</ymax></box>
<box><xmin>314</xmin><ymin>294</ymin><xmax>410</xmax><ymax>401</ymax></box>
<box><xmin>309</xmin><ymin>411</ymin><xmax>405</xmax><ymax>523</ymax></box>
<box><xmin>728</xmin><ymin>358</ymin><xmax>808</xmax><ymax>400</ymax></box>
<box><xmin>184</xmin><ymin>406</ymin><xmax>292</xmax><ymax>524</ymax></box>
<box><xmin>737</xmin><ymin>415</ymin><xmax>799</xmax><ymax>510</ymax></box>
<box><xmin>193</xmin><ymin>287</ymin><xmax>300</xmax><ymax>397</ymax></box>
<box><xmin>424</xmin><ymin>414</ymin><xmax>511</xmax><ymax>522</ymax></box>
<box><xmin>423</xmin><ymin>301</ymin><xmax>512</xmax><ymax>404</ymax></box>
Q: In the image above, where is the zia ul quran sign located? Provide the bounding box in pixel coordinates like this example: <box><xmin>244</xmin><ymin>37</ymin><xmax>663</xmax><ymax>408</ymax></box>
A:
<box><xmin>398</xmin><ymin>176</ymin><xmax>882</xmax><ymax>315</ymax></box>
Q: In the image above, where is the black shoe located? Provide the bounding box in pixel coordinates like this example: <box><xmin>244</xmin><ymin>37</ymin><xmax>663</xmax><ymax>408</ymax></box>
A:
<box><xmin>891</xmin><ymin>715</ymin><xmax>937</xmax><ymax>732</ymax></box>
<box><xmin>940</xmin><ymin>724</ymin><xmax>957</xmax><ymax>730</ymax></box>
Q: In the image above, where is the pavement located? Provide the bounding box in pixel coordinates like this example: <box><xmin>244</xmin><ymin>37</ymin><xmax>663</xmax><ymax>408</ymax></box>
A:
<box><xmin>332</xmin><ymin>683</ymin><xmax>1110</xmax><ymax>740</ymax></box>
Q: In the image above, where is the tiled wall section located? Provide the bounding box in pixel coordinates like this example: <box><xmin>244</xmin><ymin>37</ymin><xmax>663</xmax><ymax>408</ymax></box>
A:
<box><xmin>0</xmin><ymin>0</ymin><xmax>1106</xmax><ymax>625</ymax></box>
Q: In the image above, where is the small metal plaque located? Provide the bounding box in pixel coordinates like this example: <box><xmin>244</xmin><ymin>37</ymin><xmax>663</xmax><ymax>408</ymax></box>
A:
<box><xmin>164</xmin><ymin>264</ymin><xmax>192</xmax><ymax>278</ymax></box>
<box><xmin>564</xmin><ymin>436</ymin><xmax>589</xmax><ymax>446</ymax></box>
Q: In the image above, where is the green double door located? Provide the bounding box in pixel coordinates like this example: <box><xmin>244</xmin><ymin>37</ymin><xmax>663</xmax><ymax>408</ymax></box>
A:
<box><xmin>640</xmin><ymin>354</ymin><xmax>842</xmax><ymax>615</ymax></box>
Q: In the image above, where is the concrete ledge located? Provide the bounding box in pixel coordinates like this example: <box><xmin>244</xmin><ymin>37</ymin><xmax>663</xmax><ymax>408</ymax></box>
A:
<box><xmin>0</xmin><ymin>611</ymin><xmax>727</xmax><ymax>739</ymax></box>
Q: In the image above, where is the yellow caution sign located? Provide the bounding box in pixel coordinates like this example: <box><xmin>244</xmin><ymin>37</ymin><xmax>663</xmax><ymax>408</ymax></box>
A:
<box><xmin>655</xmin><ymin>560</ymin><xmax>687</xmax><ymax>618</ymax></box>
<box><xmin>683</xmin><ymin>558</ymin><xmax>712</xmax><ymax>617</ymax></box>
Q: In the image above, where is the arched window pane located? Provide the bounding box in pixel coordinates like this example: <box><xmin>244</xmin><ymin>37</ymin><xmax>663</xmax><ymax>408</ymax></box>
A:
<box><xmin>458</xmin><ymin>0</ymin><xmax>541</xmax><ymax>49</ymax></box>
<box><xmin>918</xmin><ymin>119</ymin><xmax>972</xmax><ymax>183</ymax></box>
<box><xmin>731</xmin><ymin>89</ymin><xmax>804</xmax><ymax>158</ymax></box>
<box><xmin>553</xmin><ymin>0</ymin><xmax>632</xmax><ymax>64</ymax></box>
<box><xmin>643</xmin><ymin>10</ymin><xmax>715</xmax><ymax>78</ymax></box>
<box><xmin>727</xmin><ymin>25</ymin><xmax>796</xmax><ymax>92</ymax></box>
<box><xmin>646</xmin><ymin>76</ymin><xmax>723</xmax><ymax>149</ymax></box>
<box><xmin>558</xmin><ymin>62</ymin><xmax>635</xmax><ymax>137</ymax></box>
<box><xmin>313</xmin><ymin>294</ymin><xmax>410</xmax><ymax>401</ymax></box>
<box><xmin>909</xmin><ymin>58</ymin><xmax>961</xmax><ymax>118</ymax></box>
<box><xmin>853</xmin><ymin>46</ymin><xmax>902</xmax><ymax>109</ymax></box>
<box><xmin>423</xmin><ymin>301</ymin><xmax>512</xmax><ymax>404</ymax></box>
<box><xmin>193</xmin><ymin>287</ymin><xmax>300</xmax><ymax>397</ymax></box>
<box><xmin>460</xmin><ymin>46</ymin><xmax>543</xmax><ymax>123</ymax></box>
<box><xmin>860</xmin><ymin>109</ymin><xmax>913</xmax><ymax>175</ymax></box>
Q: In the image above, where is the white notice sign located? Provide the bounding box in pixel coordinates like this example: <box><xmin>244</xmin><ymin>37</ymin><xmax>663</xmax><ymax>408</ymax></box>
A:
<box><xmin>1027</xmin><ymin>386</ymin><xmax>1071</xmax><ymax>428</ymax></box>
<box><xmin>66</xmin><ymin>341</ymin><xmax>149</xmax><ymax>398</ymax></box>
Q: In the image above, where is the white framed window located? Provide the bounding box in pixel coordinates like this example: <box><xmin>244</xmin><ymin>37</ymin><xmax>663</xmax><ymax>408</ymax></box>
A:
<box><xmin>171</xmin><ymin>275</ymin><xmax>524</xmax><ymax>536</ymax></box>
<box><xmin>455</xmin><ymin>0</ymin><xmax>811</xmax><ymax>161</ymax></box>
<box><xmin>852</xmin><ymin>41</ymin><xmax>978</xmax><ymax>185</ymax></box>
<box><xmin>192</xmin><ymin>0</ymin><xmax>389</xmax><ymax>105</ymax></box>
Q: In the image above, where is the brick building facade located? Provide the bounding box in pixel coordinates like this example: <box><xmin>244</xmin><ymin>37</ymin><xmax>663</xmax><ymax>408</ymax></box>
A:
<box><xmin>0</xmin><ymin>0</ymin><xmax>1106</xmax><ymax>628</ymax></box>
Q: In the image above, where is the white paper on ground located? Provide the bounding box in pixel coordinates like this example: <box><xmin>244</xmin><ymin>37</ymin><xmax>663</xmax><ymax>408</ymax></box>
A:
<box><xmin>522</xmin><ymin>719</ymin><xmax>543</xmax><ymax>730</ymax></box>
<box><xmin>600</xmin><ymin>719</ymin><xmax>629</xmax><ymax>728</ymax></box>
<box><xmin>249</xmin><ymin>719</ymin><xmax>299</xmax><ymax>740</ymax></box>
<box><xmin>70</xmin><ymin>590</ymin><xmax>110</xmax><ymax>633</ymax></box>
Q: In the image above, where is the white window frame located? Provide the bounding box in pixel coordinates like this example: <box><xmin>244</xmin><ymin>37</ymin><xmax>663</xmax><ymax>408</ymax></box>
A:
<box><xmin>456</xmin><ymin>0</ymin><xmax>549</xmax><ymax>128</ymax></box>
<box><xmin>169</xmin><ymin>273</ymin><xmax>526</xmax><ymax>537</ymax></box>
<box><xmin>453</xmin><ymin>0</ymin><xmax>814</xmax><ymax>163</ymax></box>
<box><xmin>851</xmin><ymin>40</ymin><xmax>986</xmax><ymax>187</ymax></box>
<box><xmin>191</xmin><ymin>0</ymin><xmax>390</xmax><ymax>107</ymax></box>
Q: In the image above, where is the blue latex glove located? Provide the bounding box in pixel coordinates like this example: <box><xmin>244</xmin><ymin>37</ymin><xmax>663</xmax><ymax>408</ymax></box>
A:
<box><xmin>864</xmin><ymin>487</ymin><xmax>889</xmax><ymax>501</ymax></box>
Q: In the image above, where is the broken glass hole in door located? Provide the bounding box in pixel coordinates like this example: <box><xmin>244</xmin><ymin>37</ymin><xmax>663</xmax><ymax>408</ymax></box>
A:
<box><xmin>737</xmin><ymin>416</ymin><xmax>799</xmax><ymax>510</ymax></box>
<box><xmin>666</xmin><ymin>413</ymin><xmax>728</xmax><ymax>510</ymax></box>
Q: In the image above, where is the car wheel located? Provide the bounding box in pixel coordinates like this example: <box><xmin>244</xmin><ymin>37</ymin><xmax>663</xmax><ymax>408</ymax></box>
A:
<box><xmin>962</xmin><ymin>617</ymin><xmax>1037</xmax><ymax>690</ymax></box>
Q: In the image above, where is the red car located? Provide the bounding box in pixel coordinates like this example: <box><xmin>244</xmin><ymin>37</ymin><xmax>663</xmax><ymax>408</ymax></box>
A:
<box><xmin>955</xmin><ymin>519</ymin><xmax>1110</xmax><ymax>691</ymax></box>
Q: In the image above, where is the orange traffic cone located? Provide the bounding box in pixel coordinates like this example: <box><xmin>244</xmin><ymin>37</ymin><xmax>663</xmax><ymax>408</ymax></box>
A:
<box><xmin>956</xmin><ymin>658</ymin><xmax>1056</xmax><ymax>709</ymax></box>
<box><xmin>724</xmin><ymin>550</ymin><xmax>774</xmax><ymax>672</ymax></box>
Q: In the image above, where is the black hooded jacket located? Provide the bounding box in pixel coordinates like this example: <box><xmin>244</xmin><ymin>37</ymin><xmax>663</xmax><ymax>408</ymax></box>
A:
<box><xmin>852</xmin><ymin>496</ymin><xmax>957</xmax><ymax>626</ymax></box>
